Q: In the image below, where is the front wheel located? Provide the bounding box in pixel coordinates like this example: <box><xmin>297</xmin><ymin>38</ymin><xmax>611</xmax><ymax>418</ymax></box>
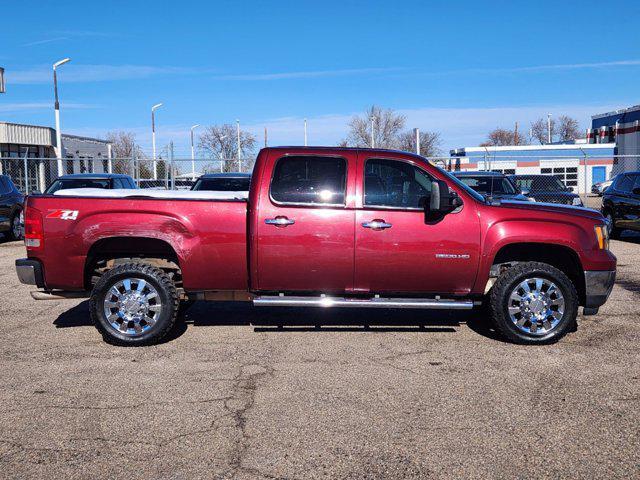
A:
<box><xmin>90</xmin><ymin>262</ymin><xmax>179</xmax><ymax>346</ymax></box>
<box><xmin>488</xmin><ymin>262</ymin><xmax>578</xmax><ymax>344</ymax></box>
<box><xmin>604</xmin><ymin>211</ymin><xmax>621</xmax><ymax>240</ymax></box>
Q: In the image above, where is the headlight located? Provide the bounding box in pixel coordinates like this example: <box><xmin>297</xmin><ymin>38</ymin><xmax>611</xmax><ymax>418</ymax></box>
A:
<box><xmin>572</xmin><ymin>197</ymin><xmax>583</xmax><ymax>206</ymax></box>
<box><xmin>594</xmin><ymin>225</ymin><xmax>609</xmax><ymax>250</ymax></box>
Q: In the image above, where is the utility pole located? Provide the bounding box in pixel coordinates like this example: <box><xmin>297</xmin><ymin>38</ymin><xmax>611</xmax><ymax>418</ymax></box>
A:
<box><xmin>264</xmin><ymin>127</ymin><xmax>268</xmax><ymax>147</ymax></box>
<box><xmin>304</xmin><ymin>118</ymin><xmax>308</xmax><ymax>146</ymax></box>
<box><xmin>236</xmin><ymin>119</ymin><xmax>241</xmax><ymax>172</ymax></box>
<box><xmin>547</xmin><ymin>113</ymin><xmax>552</xmax><ymax>144</ymax></box>
<box><xmin>151</xmin><ymin>103</ymin><xmax>163</xmax><ymax>179</ymax></box>
<box><xmin>514</xmin><ymin>121</ymin><xmax>519</xmax><ymax>145</ymax></box>
<box><xmin>53</xmin><ymin>58</ymin><xmax>71</xmax><ymax>176</ymax></box>
<box><xmin>371</xmin><ymin>116</ymin><xmax>376</xmax><ymax>148</ymax></box>
<box><xmin>190</xmin><ymin>124</ymin><xmax>200</xmax><ymax>179</ymax></box>
<box><xmin>414</xmin><ymin>128</ymin><xmax>420</xmax><ymax>155</ymax></box>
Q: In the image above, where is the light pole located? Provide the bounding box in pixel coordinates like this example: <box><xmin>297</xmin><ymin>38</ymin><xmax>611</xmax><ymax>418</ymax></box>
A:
<box><xmin>414</xmin><ymin>128</ymin><xmax>420</xmax><ymax>155</ymax></box>
<box><xmin>151</xmin><ymin>103</ymin><xmax>163</xmax><ymax>179</ymax></box>
<box><xmin>190</xmin><ymin>124</ymin><xmax>200</xmax><ymax>178</ymax></box>
<box><xmin>236</xmin><ymin>119</ymin><xmax>241</xmax><ymax>172</ymax></box>
<box><xmin>371</xmin><ymin>116</ymin><xmax>376</xmax><ymax>148</ymax></box>
<box><xmin>547</xmin><ymin>113</ymin><xmax>552</xmax><ymax>144</ymax></box>
<box><xmin>304</xmin><ymin>118</ymin><xmax>308</xmax><ymax>146</ymax></box>
<box><xmin>53</xmin><ymin>58</ymin><xmax>71</xmax><ymax>176</ymax></box>
<box><xmin>219</xmin><ymin>134</ymin><xmax>228</xmax><ymax>172</ymax></box>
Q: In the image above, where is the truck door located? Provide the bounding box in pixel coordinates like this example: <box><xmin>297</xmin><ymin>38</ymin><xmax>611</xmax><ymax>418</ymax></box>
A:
<box><xmin>254</xmin><ymin>153</ymin><xmax>356</xmax><ymax>292</ymax></box>
<box><xmin>354</xmin><ymin>153</ymin><xmax>480</xmax><ymax>295</ymax></box>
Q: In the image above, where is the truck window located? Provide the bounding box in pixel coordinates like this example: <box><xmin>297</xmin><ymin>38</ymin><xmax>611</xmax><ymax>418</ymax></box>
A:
<box><xmin>270</xmin><ymin>155</ymin><xmax>346</xmax><ymax>205</ymax></box>
<box><xmin>618</xmin><ymin>175</ymin><xmax>634</xmax><ymax>193</ymax></box>
<box><xmin>364</xmin><ymin>158</ymin><xmax>432</xmax><ymax>209</ymax></box>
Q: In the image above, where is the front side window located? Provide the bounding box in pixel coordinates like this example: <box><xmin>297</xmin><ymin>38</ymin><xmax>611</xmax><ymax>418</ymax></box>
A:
<box><xmin>364</xmin><ymin>158</ymin><xmax>432</xmax><ymax>209</ymax></box>
<box><xmin>458</xmin><ymin>176</ymin><xmax>516</xmax><ymax>195</ymax></box>
<box><xmin>618</xmin><ymin>175</ymin><xmax>634</xmax><ymax>193</ymax></box>
<box><xmin>270</xmin><ymin>155</ymin><xmax>346</xmax><ymax>205</ymax></box>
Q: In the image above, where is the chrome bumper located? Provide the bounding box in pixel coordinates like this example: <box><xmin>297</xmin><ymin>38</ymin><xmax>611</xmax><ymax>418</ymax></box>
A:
<box><xmin>15</xmin><ymin>258</ymin><xmax>44</xmax><ymax>288</ymax></box>
<box><xmin>584</xmin><ymin>270</ymin><xmax>616</xmax><ymax>310</ymax></box>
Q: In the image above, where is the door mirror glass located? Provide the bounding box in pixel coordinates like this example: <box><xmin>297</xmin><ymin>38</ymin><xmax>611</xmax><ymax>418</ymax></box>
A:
<box><xmin>632</xmin><ymin>187</ymin><xmax>640</xmax><ymax>196</ymax></box>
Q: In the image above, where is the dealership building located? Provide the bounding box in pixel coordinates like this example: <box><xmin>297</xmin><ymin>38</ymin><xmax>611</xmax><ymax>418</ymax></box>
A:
<box><xmin>0</xmin><ymin>121</ymin><xmax>112</xmax><ymax>192</ymax></box>
<box><xmin>589</xmin><ymin>104</ymin><xmax>640</xmax><ymax>174</ymax></box>
<box><xmin>449</xmin><ymin>142</ymin><xmax>615</xmax><ymax>194</ymax></box>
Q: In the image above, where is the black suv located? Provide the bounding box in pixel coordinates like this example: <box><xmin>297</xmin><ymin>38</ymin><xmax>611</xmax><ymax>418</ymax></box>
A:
<box><xmin>45</xmin><ymin>173</ymin><xmax>137</xmax><ymax>194</ymax></box>
<box><xmin>0</xmin><ymin>175</ymin><xmax>24</xmax><ymax>240</ymax></box>
<box><xmin>508</xmin><ymin>174</ymin><xmax>583</xmax><ymax>206</ymax></box>
<box><xmin>601</xmin><ymin>171</ymin><xmax>640</xmax><ymax>239</ymax></box>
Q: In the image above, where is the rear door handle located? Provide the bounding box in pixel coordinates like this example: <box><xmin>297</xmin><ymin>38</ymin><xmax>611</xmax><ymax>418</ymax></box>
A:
<box><xmin>265</xmin><ymin>216</ymin><xmax>295</xmax><ymax>227</ymax></box>
<box><xmin>362</xmin><ymin>219</ymin><xmax>392</xmax><ymax>230</ymax></box>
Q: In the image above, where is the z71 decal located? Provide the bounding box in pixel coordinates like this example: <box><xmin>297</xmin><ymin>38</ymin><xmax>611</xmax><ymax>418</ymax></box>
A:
<box><xmin>47</xmin><ymin>209</ymin><xmax>79</xmax><ymax>220</ymax></box>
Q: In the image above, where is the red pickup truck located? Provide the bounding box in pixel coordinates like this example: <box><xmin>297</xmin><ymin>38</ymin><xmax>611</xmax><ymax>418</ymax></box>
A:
<box><xmin>16</xmin><ymin>147</ymin><xmax>616</xmax><ymax>346</ymax></box>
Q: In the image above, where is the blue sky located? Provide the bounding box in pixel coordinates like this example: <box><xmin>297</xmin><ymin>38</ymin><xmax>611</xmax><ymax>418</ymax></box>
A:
<box><xmin>1</xmin><ymin>0</ymin><xmax>639</xmax><ymax>156</ymax></box>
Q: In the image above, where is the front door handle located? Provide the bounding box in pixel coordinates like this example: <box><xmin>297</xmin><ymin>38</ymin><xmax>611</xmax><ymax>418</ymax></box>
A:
<box><xmin>362</xmin><ymin>219</ymin><xmax>392</xmax><ymax>230</ymax></box>
<box><xmin>265</xmin><ymin>216</ymin><xmax>295</xmax><ymax>227</ymax></box>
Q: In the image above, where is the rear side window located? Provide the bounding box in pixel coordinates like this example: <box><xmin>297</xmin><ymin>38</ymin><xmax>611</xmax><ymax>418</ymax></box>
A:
<box><xmin>364</xmin><ymin>158</ymin><xmax>433</xmax><ymax>209</ymax></box>
<box><xmin>270</xmin><ymin>156</ymin><xmax>347</xmax><ymax>205</ymax></box>
<box><xmin>617</xmin><ymin>175</ymin><xmax>634</xmax><ymax>193</ymax></box>
<box><xmin>632</xmin><ymin>175</ymin><xmax>640</xmax><ymax>193</ymax></box>
<box><xmin>0</xmin><ymin>177</ymin><xmax>9</xmax><ymax>195</ymax></box>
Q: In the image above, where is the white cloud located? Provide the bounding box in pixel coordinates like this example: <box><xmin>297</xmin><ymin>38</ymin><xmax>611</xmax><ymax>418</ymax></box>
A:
<box><xmin>7</xmin><ymin>64</ymin><xmax>201</xmax><ymax>84</ymax></box>
<box><xmin>0</xmin><ymin>102</ymin><xmax>97</xmax><ymax>113</ymax></box>
<box><xmin>213</xmin><ymin>67</ymin><xmax>402</xmax><ymax>81</ymax></box>
<box><xmin>21</xmin><ymin>37</ymin><xmax>69</xmax><ymax>47</ymax></box>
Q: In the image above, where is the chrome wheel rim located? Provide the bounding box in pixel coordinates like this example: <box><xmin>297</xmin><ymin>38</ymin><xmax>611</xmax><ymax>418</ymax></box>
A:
<box><xmin>103</xmin><ymin>278</ymin><xmax>162</xmax><ymax>337</ymax></box>
<box><xmin>507</xmin><ymin>277</ymin><xmax>565</xmax><ymax>336</ymax></box>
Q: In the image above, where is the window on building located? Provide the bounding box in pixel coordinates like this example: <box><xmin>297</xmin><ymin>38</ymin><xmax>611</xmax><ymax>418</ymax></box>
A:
<box><xmin>270</xmin><ymin>155</ymin><xmax>347</xmax><ymax>205</ymax></box>
<box><xmin>541</xmin><ymin>166</ymin><xmax>578</xmax><ymax>191</ymax></box>
<box><xmin>491</xmin><ymin>168</ymin><xmax>516</xmax><ymax>175</ymax></box>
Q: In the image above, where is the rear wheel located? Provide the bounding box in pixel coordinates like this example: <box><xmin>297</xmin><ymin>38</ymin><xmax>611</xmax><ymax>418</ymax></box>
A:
<box><xmin>488</xmin><ymin>262</ymin><xmax>578</xmax><ymax>344</ymax></box>
<box><xmin>90</xmin><ymin>262</ymin><xmax>178</xmax><ymax>346</ymax></box>
<box><xmin>604</xmin><ymin>211</ymin><xmax>621</xmax><ymax>239</ymax></box>
<box><xmin>8</xmin><ymin>209</ymin><xmax>23</xmax><ymax>241</ymax></box>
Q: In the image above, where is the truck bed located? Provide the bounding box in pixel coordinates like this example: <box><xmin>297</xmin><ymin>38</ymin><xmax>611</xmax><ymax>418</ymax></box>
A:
<box><xmin>26</xmin><ymin>194</ymin><xmax>249</xmax><ymax>291</ymax></box>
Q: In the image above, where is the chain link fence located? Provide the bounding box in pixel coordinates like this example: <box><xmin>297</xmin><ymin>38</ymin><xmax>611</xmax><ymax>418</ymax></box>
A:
<box><xmin>2</xmin><ymin>153</ymin><xmax>639</xmax><ymax>210</ymax></box>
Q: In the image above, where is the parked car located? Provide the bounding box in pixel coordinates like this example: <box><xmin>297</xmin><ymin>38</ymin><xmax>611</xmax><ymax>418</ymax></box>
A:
<box><xmin>508</xmin><ymin>174</ymin><xmax>583</xmax><ymax>206</ymax></box>
<box><xmin>592</xmin><ymin>177</ymin><xmax>615</xmax><ymax>196</ymax></box>
<box><xmin>601</xmin><ymin>171</ymin><xmax>640</xmax><ymax>239</ymax></box>
<box><xmin>16</xmin><ymin>147</ymin><xmax>616</xmax><ymax>346</ymax></box>
<box><xmin>45</xmin><ymin>173</ymin><xmax>137</xmax><ymax>194</ymax></box>
<box><xmin>191</xmin><ymin>173</ymin><xmax>251</xmax><ymax>191</ymax></box>
<box><xmin>0</xmin><ymin>175</ymin><xmax>24</xmax><ymax>240</ymax></box>
<box><xmin>453</xmin><ymin>171</ymin><xmax>533</xmax><ymax>202</ymax></box>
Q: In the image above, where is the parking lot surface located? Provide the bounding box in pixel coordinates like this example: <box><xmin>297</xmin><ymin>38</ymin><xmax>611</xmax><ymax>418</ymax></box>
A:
<box><xmin>0</xmin><ymin>236</ymin><xmax>638</xmax><ymax>479</ymax></box>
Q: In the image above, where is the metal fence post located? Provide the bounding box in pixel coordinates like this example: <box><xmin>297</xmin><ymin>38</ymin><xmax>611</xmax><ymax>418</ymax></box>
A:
<box><xmin>580</xmin><ymin>147</ymin><xmax>587</xmax><ymax>199</ymax></box>
<box><xmin>23</xmin><ymin>152</ymin><xmax>29</xmax><ymax>193</ymax></box>
<box><xmin>169</xmin><ymin>142</ymin><xmax>175</xmax><ymax>190</ymax></box>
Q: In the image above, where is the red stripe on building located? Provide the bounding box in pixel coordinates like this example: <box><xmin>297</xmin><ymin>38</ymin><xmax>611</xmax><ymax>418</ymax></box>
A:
<box><xmin>517</xmin><ymin>160</ymin><xmax>539</xmax><ymax>167</ymax></box>
<box><xmin>579</xmin><ymin>158</ymin><xmax>614</xmax><ymax>165</ymax></box>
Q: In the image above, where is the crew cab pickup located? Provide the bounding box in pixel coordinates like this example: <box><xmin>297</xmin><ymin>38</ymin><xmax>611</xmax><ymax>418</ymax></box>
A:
<box><xmin>16</xmin><ymin>147</ymin><xmax>616</xmax><ymax>346</ymax></box>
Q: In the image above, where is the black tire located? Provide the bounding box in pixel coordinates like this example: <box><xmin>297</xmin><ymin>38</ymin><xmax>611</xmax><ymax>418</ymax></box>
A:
<box><xmin>603</xmin><ymin>211</ymin><xmax>621</xmax><ymax>240</ymax></box>
<box><xmin>90</xmin><ymin>262</ymin><xmax>179</xmax><ymax>346</ymax></box>
<box><xmin>488</xmin><ymin>261</ymin><xmax>578</xmax><ymax>344</ymax></box>
<box><xmin>8</xmin><ymin>209</ymin><xmax>23</xmax><ymax>241</ymax></box>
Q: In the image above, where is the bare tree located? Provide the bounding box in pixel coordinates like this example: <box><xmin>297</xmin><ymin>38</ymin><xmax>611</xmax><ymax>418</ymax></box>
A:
<box><xmin>397</xmin><ymin>130</ymin><xmax>442</xmax><ymax>157</ymax></box>
<box><xmin>556</xmin><ymin>115</ymin><xmax>581</xmax><ymax>142</ymax></box>
<box><xmin>342</xmin><ymin>105</ymin><xmax>406</xmax><ymax>149</ymax></box>
<box><xmin>198</xmin><ymin>124</ymin><xmax>257</xmax><ymax>172</ymax></box>
<box><xmin>481</xmin><ymin>128</ymin><xmax>528</xmax><ymax>147</ymax></box>
<box><xmin>105</xmin><ymin>130</ymin><xmax>149</xmax><ymax>176</ymax></box>
<box><xmin>530</xmin><ymin>117</ymin><xmax>556</xmax><ymax>144</ymax></box>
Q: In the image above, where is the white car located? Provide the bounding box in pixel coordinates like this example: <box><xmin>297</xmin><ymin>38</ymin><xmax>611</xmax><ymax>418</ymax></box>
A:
<box><xmin>591</xmin><ymin>178</ymin><xmax>614</xmax><ymax>196</ymax></box>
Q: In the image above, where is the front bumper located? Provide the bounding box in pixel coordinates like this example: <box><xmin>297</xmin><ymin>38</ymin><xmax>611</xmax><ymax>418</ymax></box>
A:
<box><xmin>15</xmin><ymin>258</ymin><xmax>45</xmax><ymax>288</ymax></box>
<box><xmin>584</xmin><ymin>270</ymin><xmax>616</xmax><ymax>309</ymax></box>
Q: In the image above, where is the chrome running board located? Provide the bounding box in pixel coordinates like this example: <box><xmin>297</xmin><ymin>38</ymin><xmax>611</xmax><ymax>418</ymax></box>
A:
<box><xmin>253</xmin><ymin>295</ymin><xmax>473</xmax><ymax>309</ymax></box>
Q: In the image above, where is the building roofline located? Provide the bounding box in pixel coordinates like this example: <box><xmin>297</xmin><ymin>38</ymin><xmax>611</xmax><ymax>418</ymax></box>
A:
<box><xmin>61</xmin><ymin>133</ymin><xmax>110</xmax><ymax>144</ymax></box>
<box><xmin>451</xmin><ymin>143</ymin><xmax>615</xmax><ymax>154</ymax></box>
<box><xmin>592</xmin><ymin>104</ymin><xmax>640</xmax><ymax>120</ymax></box>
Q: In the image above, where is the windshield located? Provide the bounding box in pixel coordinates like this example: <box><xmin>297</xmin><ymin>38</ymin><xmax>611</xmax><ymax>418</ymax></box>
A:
<box><xmin>45</xmin><ymin>178</ymin><xmax>110</xmax><ymax>194</ymax></box>
<box><xmin>192</xmin><ymin>177</ymin><xmax>251</xmax><ymax>191</ymax></box>
<box><xmin>457</xmin><ymin>176</ymin><xmax>516</xmax><ymax>195</ymax></box>
<box><xmin>438</xmin><ymin>168</ymin><xmax>486</xmax><ymax>203</ymax></box>
<box><xmin>513</xmin><ymin>176</ymin><xmax>566</xmax><ymax>192</ymax></box>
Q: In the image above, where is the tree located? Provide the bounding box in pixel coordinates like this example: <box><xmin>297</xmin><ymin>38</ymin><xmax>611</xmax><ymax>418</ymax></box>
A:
<box><xmin>480</xmin><ymin>128</ymin><xmax>528</xmax><ymax>147</ymax></box>
<box><xmin>530</xmin><ymin>117</ymin><xmax>556</xmax><ymax>144</ymax></box>
<box><xmin>556</xmin><ymin>115</ymin><xmax>581</xmax><ymax>142</ymax></box>
<box><xmin>105</xmin><ymin>130</ymin><xmax>149</xmax><ymax>176</ymax></box>
<box><xmin>397</xmin><ymin>130</ymin><xmax>442</xmax><ymax>157</ymax></box>
<box><xmin>342</xmin><ymin>105</ymin><xmax>406</xmax><ymax>148</ymax></box>
<box><xmin>198</xmin><ymin>124</ymin><xmax>257</xmax><ymax>172</ymax></box>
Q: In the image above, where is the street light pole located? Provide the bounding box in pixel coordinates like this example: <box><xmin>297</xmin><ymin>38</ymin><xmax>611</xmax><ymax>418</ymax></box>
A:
<box><xmin>371</xmin><ymin>116</ymin><xmax>376</xmax><ymax>148</ymax></box>
<box><xmin>190</xmin><ymin>124</ymin><xmax>200</xmax><ymax>178</ymax></box>
<box><xmin>414</xmin><ymin>128</ymin><xmax>420</xmax><ymax>155</ymax></box>
<box><xmin>53</xmin><ymin>58</ymin><xmax>71</xmax><ymax>176</ymax></box>
<box><xmin>236</xmin><ymin>119</ymin><xmax>241</xmax><ymax>172</ymax></box>
<box><xmin>151</xmin><ymin>103</ymin><xmax>163</xmax><ymax>179</ymax></box>
<box><xmin>547</xmin><ymin>113</ymin><xmax>552</xmax><ymax>144</ymax></box>
<box><xmin>304</xmin><ymin>118</ymin><xmax>308</xmax><ymax>146</ymax></box>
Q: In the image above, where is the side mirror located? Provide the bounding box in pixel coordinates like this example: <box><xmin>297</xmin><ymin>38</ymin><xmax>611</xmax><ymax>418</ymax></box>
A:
<box><xmin>428</xmin><ymin>180</ymin><xmax>461</xmax><ymax>217</ymax></box>
<box><xmin>520</xmin><ymin>188</ymin><xmax>530</xmax><ymax>195</ymax></box>
<box><xmin>632</xmin><ymin>187</ymin><xmax>640</xmax><ymax>196</ymax></box>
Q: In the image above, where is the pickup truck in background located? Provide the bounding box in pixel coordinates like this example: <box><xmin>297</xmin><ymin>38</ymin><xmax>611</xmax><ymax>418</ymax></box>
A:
<box><xmin>16</xmin><ymin>147</ymin><xmax>616</xmax><ymax>346</ymax></box>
